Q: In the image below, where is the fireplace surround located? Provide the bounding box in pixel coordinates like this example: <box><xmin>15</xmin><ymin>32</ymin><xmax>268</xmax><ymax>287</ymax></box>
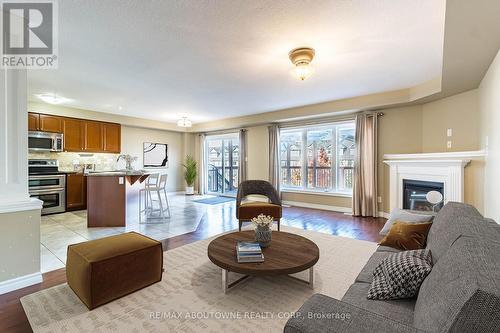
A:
<box><xmin>383</xmin><ymin>151</ymin><xmax>484</xmax><ymax>214</ymax></box>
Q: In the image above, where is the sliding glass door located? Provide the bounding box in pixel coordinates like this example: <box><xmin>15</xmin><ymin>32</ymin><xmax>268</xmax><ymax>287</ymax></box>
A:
<box><xmin>205</xmin><ymin>134</ymin><xmax>239</xmax><ymax>196</ymax></box>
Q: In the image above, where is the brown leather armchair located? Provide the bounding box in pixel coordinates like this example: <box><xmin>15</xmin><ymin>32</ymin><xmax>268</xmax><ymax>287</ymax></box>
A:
<box><xmin>236</xmin><ymin>180</ymin><xmax>282</xmax><ymax>231</ymax></box>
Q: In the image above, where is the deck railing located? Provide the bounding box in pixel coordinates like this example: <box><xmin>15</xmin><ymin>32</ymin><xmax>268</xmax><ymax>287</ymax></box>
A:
<box><xmin>206</xmin><ymin>164</ymin><xmax>353</xmax><ymax>193</ymax></box>
<box><xmin>207</xmin><ymin>164</ymin><xmax>238</xmax><ymax>193</ymax></box>
<box><xmin>281</xmin><ymin>166</ymin><xmax>354</xmax><ymax>190</ymax></box>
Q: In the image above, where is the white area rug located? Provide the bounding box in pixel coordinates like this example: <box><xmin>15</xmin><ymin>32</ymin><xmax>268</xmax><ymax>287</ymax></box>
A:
<box><xmin>21</xmin><ymin>227</ymin><xmax>377</xmax><ymax>332</ymax></box>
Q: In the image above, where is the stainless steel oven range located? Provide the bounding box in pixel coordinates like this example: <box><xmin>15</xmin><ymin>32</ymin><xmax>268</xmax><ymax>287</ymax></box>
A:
<box><xmin>28</xmin><ymin>159</ymin><xmax>66</xmax><ymax>215</ymax></box>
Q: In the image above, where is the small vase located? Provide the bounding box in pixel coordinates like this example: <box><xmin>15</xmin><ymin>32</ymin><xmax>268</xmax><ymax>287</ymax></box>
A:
<box><xmin>255</xmin><ymin>225</ymin><xmax>272</xmax><ymax>248</ymax></box>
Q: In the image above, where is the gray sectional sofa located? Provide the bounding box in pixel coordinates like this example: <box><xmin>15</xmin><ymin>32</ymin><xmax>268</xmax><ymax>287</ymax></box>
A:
<box><xmin>284</xmin><ymin>202</ymin><xmax>500</xmax><ymax>333</ymax></box>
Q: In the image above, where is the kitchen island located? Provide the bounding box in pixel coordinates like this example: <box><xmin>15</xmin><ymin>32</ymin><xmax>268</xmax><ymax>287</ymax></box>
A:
<box><xmin>86</xmin><ymin>171</ymin><xmax>149</xmax><ymax>227</ymax></box>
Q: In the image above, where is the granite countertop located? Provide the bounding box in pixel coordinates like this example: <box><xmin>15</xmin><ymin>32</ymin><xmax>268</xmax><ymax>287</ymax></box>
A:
<box><xmin>85</xmin><ymin>170</ymin><xmax>149</xmax><ymax>177</ymax></box>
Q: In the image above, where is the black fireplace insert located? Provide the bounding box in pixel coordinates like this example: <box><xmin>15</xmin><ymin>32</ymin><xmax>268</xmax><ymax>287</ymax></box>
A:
<box><xmin>403</xmin><ymin>179</ymin><xmax>444</xmax><ymax>212</ymax></box>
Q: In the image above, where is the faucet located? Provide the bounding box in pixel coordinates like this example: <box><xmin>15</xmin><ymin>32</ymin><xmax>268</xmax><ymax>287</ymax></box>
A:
<box><xmin>116</xmin><ymin>154</ymin><xmax>137</xmax><ymax>171</ymax></box>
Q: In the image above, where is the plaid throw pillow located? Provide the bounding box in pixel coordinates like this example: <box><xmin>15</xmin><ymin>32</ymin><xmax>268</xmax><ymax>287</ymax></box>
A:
<box><xmin>367</xmin><ymin>249</ymin><xmax>432</xmax><ymax>300</ymax></box>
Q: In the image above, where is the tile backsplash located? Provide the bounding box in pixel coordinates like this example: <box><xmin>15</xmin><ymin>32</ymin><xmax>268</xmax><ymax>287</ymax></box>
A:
<box><xmin>28</xmin><ymin>152</ymin><xmax>119</xmax><ymax>172</ymax></box>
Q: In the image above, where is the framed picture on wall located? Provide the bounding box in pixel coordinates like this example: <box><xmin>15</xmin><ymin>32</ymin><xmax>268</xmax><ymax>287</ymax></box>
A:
<box><xmin>143</xmin><ymin>142</ymin><xmax>168</xmax><ymax>167</ymax></box>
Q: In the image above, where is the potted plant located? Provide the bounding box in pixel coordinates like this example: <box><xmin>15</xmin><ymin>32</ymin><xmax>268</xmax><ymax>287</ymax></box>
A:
<box><xmin>182</xmin><ymin>155</ymin><xmax>197</xmax><ymax>195</ymax></box>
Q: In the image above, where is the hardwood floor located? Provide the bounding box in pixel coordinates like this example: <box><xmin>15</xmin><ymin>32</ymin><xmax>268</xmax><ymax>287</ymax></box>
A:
<box><xmin>0</xmin><ymin>206</ymin><xmax>385</xmax><ymax>333</ymax></box>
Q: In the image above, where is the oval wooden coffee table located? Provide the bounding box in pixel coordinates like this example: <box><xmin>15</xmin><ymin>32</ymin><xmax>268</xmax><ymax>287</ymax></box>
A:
<box><xmin>208</xmin><ymin>231</ymin><xmax>319</xmax><ymax>293</ymax></box>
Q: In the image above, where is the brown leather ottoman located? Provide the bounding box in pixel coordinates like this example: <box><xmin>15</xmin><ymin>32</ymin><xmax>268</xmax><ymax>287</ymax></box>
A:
<box><xmin>66</xmin><ymin>232</ymin><xmax>163</xmax><ymax>309</ymax></box>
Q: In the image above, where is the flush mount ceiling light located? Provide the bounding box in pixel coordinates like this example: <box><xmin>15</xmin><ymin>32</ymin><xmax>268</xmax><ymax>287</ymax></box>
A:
<box><xmin>36</xmin><ymin>93</ymin><xmax>71</xmax><ymax>105</ymax></box>
<box><xmin>289</xmin><ymin>47</ymin><xmax>315</xmax><ymax>81</ymax></box>
<box><xmin>177</xmin><ymin>117</ymin><xmax>192</xmax><ymax>128</ymax></box>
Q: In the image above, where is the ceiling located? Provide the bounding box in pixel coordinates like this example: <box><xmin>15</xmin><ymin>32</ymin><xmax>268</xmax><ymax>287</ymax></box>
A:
<box><xmin>28</xmin><ymin>0</ymin><xmax>446</xmax><ymax>125</ymax></box>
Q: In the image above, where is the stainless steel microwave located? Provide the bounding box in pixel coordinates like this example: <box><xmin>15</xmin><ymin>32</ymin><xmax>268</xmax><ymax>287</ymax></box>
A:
<box><xmin>28</xmin><ymin>131</ymin><xmax>64</xmax><ymax>152</ymax></box>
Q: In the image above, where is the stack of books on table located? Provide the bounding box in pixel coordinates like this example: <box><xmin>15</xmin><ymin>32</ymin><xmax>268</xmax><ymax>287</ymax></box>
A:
<box><xmin>236</xmin><ymin>241</ymin><xmax>264</xmax><ymax>263</ymax></box>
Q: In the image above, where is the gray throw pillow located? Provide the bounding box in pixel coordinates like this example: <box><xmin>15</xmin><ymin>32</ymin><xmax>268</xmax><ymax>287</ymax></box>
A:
<box><xmin>380</xmin><ymin>209</ymin><xmax>434</xmax><ymax>235</ymax></box>
<box><xmin>367</xmin><ymin>249</ymin><xmax>432</xmax><ymax>300</ymax></box>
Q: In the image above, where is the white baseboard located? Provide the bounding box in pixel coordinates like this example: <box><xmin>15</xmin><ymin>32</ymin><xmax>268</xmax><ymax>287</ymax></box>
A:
<box><xmin>378</xmin><ymin>211</ymin><xmax>390</xmax><ymax>219</ymax></box>
<box><xmin>171</xmin><ymin>191</ymin><xmax>203</xmax><ymax>195</ymax></box>
<box><xmin>0</xmin><ymin>272</ymin><xmax>42</xmax><ymax>295</ymax></box>
<box><xmin>283</xmin><ymin>200</ymin><xmax>352</xmax><ymax>214</ymax></box>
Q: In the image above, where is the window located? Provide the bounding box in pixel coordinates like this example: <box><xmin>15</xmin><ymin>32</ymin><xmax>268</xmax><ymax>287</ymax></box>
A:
<box><xmin>280</xmin><ymin>121</ymin><xmax>355</xmax><ymax>194</ymax></box>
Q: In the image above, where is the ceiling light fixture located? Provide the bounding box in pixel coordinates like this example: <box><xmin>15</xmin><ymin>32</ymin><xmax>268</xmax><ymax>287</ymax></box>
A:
<box><xmin>36</xmin><ymin>93</ymin><xmax>71</xmax><ymax>105</ymax></box>
<box><xmin>289</xmin><ymin>47</ymin><xmax>315</xmax><ymax>81</ymax></box>
<box><xmin>177</xmin><ymin>117</ymin><xmax>192</xmax><ymax>128</ymax></box>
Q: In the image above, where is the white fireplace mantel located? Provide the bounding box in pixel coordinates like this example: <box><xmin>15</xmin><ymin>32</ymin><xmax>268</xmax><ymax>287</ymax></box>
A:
<box><xmin>383</xmin><ymin>151</ymin><xmax>485</xmax><ymax>212</ymax></box>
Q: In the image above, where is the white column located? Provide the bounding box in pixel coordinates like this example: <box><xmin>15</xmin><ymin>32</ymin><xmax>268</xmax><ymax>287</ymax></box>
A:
<box><xmin>0</xmin><ymin>21</ymin><xmax>43</xmax><ymax>294</ymax></box>
<box><xmin>0</xmin><ymin>69</ymin><xmax>41</xmax><ymax>211</ymax></box>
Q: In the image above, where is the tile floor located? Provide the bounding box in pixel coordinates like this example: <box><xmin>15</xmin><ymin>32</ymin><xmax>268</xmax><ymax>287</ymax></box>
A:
<box><xmin>40</xmin><ymin>193</ymin><xmax>221</xmax><ymax>273</ymax></box>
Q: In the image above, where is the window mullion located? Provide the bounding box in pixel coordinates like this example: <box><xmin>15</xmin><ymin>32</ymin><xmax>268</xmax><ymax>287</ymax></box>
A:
<box><xmin>302</xmin><ymin>129</ymin><xmax>307</xmax><ymax>189</ymax></box>
<box><xmin>286</xmin><ymin>143</ymin><xmax>289</xmax><ymax>186</ymax></box>
<box><xmin>287</xmin><ymin>143</ymin><xmax>292</xmax><ymax>186</ymax></box>
<box><xmin>331</xmin><ymin>127</ymin><xmax>337</xmax><ymax>192</ymax></box>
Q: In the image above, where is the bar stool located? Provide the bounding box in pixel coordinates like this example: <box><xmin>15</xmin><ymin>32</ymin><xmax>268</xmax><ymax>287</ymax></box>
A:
<box><xmin>139</xmin><ymin>173</ymin><xmax>159</xmax><ymax>223</ymax></box>
<box><xmin>139</xmin><ymin>173</ymin><xmax>170</xmax><ymax>223</ymax></box>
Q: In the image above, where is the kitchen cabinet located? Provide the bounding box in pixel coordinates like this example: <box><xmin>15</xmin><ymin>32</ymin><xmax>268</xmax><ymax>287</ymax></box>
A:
<box><xmin>28</xmin><ymin>112</ymin><xmax>121</xmax><ymax>153</ymax></box>
<box><xmin>86</xmin><ymin>173</ymin><xmax>148</xmax><ymax>227</ymax></box>
<box><xmin>103</xmin><ymin>122</ymin><xmax>121</xmax><ymax>153</ymax></box>
<box><xmin>28</xmin><ymin>113</ymin><xmax>39</xmax><ymax>131</ymax></box>
<box><xmin>63</xmin><ymin>118</ymin><xmax>84</xmax><ymax>151</ymax></box>
<box><xmin>66</xmin><ymin>173</ymin><xmax>87</xmax><ymax>211</ymax></box>
<box><xmin>29</xmin><ymin>113</ymin><xmax>63</xmax><ymax>133</ymax></box>
<box><xmin>84</xmin><ymin>121</ymin><xmax>104</xmax><ymax>152</ymax></box>
<box><xmin>39</xmin><ymin>114</ymin><xmax>63</xmax><ymax>133</ymax></box>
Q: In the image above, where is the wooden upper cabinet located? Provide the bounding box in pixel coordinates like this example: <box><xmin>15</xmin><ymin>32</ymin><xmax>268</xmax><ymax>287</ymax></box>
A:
<box><xmin>103</xmin><ymin>123</ymin><xmax>121</xmax><ymax>153</ymax></box>
<box><xmin>28</xmin><ymin>113</ymin><xmax>39</xmax><ymax>131</ymax></box>
<box><xmin>28</xmin><ymin>112</ymin><xmax>63</xmax><ymax>133</ymax></box>
<box><xmin>39</xmin><ymin>114</ymin><xmax>63</xmax><ymax>133</ymax></box>
<box><xmin>63</xmin><ymin>118</ymin><xmax>84</xmax><ymax>152</ymax></box>
<box><xmin>29</xmin><ymin>112</ymin><xmax>121</xmax><ymax>153</ymax></box>
<box><xmin>84</xmin><ymin>121</ymin><xmax>104</xmax><ymax>152</ymax></box>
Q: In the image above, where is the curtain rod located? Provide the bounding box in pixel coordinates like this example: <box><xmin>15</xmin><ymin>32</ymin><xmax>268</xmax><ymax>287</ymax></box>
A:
<box><xmin>198</xmin><ymin>128</ymin><xmax>245</xmax><ymax>136</ymax></box>
<box><xmin>362</xmin><ymin>111</ymin><xmax>384</xmax><ymax>117</ymax></box>
<box><xmin>279</xmin><ymin>115</ymin><xmax>356</xmax><ymax>129</ymax></box>
<box><xmin>277</xmin><ymin>111</ymin><xmax>384</xmax><ymax>129</ymax></box>
<box><xmin>197</xmin><ymin>111</ymin><xmax>384</xmax><ymax>135</ymax></box>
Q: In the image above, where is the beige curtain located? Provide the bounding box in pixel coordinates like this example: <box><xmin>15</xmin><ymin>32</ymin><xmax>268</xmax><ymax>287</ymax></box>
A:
<box><xmin>238</xmin><ymin>129</ymin><xmax>247</xmax><ymax>185</ymax></box>
<box><xmin>268</xmin><ymin>124</ymin><xmax>280</xmax><ymax>193</ymax></box>
<box><xmin>198</xmin><ymin>133</ymin><xmax>206</xmax><ymax>195</ymax></box>
<box><xmin>352</xmin><ymin>113</ymin><xmax>378</xmax><ymax>217</ymax></box>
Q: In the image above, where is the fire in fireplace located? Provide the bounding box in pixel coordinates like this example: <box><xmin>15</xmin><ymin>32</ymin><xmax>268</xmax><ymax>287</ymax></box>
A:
<box><xmin>403</xmin><ymin>179</ymin><xmax>444</xmax><ymax>212</ymax></box>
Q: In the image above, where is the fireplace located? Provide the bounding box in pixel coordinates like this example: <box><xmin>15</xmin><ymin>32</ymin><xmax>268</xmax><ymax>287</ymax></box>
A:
<box><xmin>403</xmin><ymin>179</ymin><xmax>444</xmax><ymax>212</ymax></box>
<box><xmin>384</xmin><ymin>151</ymin><xmax>477</xmax><ymax>214</ymax></box>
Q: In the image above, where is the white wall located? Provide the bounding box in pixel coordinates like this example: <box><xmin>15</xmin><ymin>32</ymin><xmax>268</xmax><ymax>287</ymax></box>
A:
<box><xmin>479</xmin><ymin>50</ymin><xmax>500</xmax><ymax>222</ymax></box>
<box><xmin>120</xmin><ymin>126</ymin><xmax>184</xmax><ymax>192</ymax></box>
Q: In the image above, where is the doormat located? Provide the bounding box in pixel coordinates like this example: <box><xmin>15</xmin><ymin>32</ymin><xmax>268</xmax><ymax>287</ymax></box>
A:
<box><xmin>193</xmin><ymin>196</ymin><xmax>234</xmax><ymax>205</ymax></box>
